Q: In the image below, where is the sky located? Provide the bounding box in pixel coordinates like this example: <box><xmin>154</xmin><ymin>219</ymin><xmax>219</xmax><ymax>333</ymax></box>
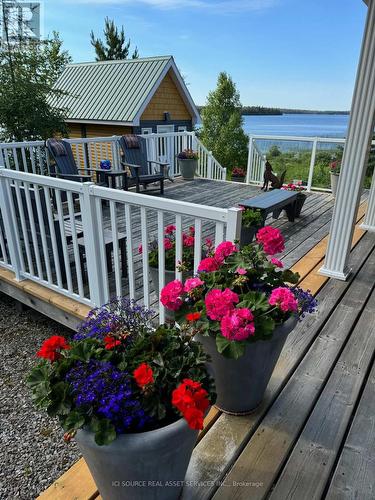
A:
<box><xmin>44</xmin><ymin>0</ymin><xmax>367</xmax><ymax>110</ymax></box>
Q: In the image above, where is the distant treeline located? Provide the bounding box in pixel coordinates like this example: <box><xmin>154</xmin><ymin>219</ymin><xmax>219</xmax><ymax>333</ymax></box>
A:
<box><xmin>197</xmin><ymin>106</ymin><xmax>349</xmax><ymax>116</ymax></box>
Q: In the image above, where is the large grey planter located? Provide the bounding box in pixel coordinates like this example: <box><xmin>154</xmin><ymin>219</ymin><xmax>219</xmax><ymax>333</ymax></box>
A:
<box><xmin>178</xmin><ymin>159</ymin><xmax>198</xmax><ymax>180</ymax></box>
<box><xmin>197</xmin><ymin>316</ymin><xmax>298</xmax><ymax>414</ymax></box>
<box><xmin>75</xmin><ymin>418</ymin><xmax>198</xmax><ymax>500</ymax></box>
<box><xmin>330</xmin><ymin>173</ymin><xmax>339</xmax><ymax>197</ymax></box>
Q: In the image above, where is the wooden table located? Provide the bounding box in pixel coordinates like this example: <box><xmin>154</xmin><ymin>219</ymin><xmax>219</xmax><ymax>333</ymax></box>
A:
<box><xmin>239</xmin><ymin>190</ymin><xmax>298</xmax><ymax>222</ymax></box>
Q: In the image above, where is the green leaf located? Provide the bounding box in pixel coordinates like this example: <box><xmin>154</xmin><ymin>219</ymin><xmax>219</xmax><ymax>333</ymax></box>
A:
<box><xmin>216</xmin><ymin>335</ymin><xmax>246</xmax><ymax>359</ymax></box>
<box><xmin>63</xmin><ymin>411</ymin><xmax>86</xmax><ymax>432</ymax></box>
<box><xmin>94</xmin><ymin>419</ymin><xmax>117</xmax><ymax>446</ymax></box>
<box><xmin>254</xmin><ymin>316</ymin><xmax>275</xmax><ymax>338</ymax></box>
<box><xmin>47</xmin><ymin>381</ymin><xmax>72</xmax><ymax>416</ymax></box>
<box><xmin>282</xmin><ymin>269</ymin><xmax>300</xmax><ymax>284</ymax></box>
<box><xmin>238</xmin><ymin>291</ymin><xmax>269</xmax><ymax>312</ymax></box>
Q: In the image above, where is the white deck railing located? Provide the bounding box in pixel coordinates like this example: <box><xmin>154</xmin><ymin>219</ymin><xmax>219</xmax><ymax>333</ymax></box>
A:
<box><xmin>246</xmin><ymin>134</ymin><xmax>360</xmax><ymax>192</ymax></box>
<box><xmin>0</xmin><ymin>168</ymin><xmax>240</xmax><ymax>322</ymax></box>
<box><xmin>0</xmin><ymin>132</ymin><xmax>227</xmax><ymax>181</ymax></box>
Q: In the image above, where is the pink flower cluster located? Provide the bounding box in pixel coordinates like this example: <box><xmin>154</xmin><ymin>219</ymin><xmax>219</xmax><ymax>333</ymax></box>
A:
<box><xmin>205</xmin><ymin>288</ymin><xmax>239</xmax><ymax>321</ymax></box>
<box><xmin>221</xmin><ymin>308</ymin><xmax>255</xmax><ymax>341</ymax></box>
<box><xmin>160</xmin><ymin>280</ymin><xmax>184</xmax><ymax>311</ymax></box>
<box><xmin>271</xmin><ymin>257</ymin><xmax>283</xmax><ymax>268</ymax></box>
<box><xmin>184</xmin><ymin>277</ymin><xmax>204</xmax><ymax>293</ymax></box>
<box><xmin>269</xmin><ymin>287</ymin><xmax>298</xmax><ymax>312</ymax></box>
<box><xmin>197</xmin><ymin>241</ymin><xmax>238</xmax><ymax>273</ymax></box>
<box><xmin>256</xmin><ymin>226</ymin><xmax>285</xmax><ymax>256</ymax></box>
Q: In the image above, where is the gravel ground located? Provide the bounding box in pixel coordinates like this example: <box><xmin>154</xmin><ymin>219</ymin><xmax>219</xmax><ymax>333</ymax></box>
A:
<box><xmin>0</xmin><ymin>294</ymin><xmax>81</xmax><ymax>499</ymax></box>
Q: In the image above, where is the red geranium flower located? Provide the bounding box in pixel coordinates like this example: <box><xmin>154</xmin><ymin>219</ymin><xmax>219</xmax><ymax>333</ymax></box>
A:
<box><xmin>183</xmin><ymin>407</ymin><xmax>204</xmax><ymax>430</ymax></box>
<box><xmin>186</xmin><ymin>312</ymin><xmax>201</xmax><ymax>322</ymax></box>
<box><xmin>104</xmin><ymin>335</ymin><xmax>121</xmax><ymax>350</ymax></box>
<box><xmin>133</xmin><ymin>363</ymin><xmax>154</xmax><ymax>387</ymax></box>
<box><xmin>171</xmin><ymin>379</ymin><xmax>209</xmax><ymax>430</ymax></box>
<box><xmin>37</xmin><ymin>335</ymin><xmax>70</xmax><ymax>362</ymax></box>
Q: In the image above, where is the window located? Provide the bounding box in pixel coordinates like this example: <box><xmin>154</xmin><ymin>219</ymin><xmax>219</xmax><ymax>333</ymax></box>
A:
<box><xmin>178</xmin><ymin>126</ymin><xmax>187</xmax><ymax>132</ymax></box>
<box><xmin>141</xmin><ymin>128</ymin><xmax>153</xmax><ymax>135</ymax></box>
<box><xmin>157</xmin><ymin>125</ymin><xmax>175</xmax><ymax>134</ymax></box>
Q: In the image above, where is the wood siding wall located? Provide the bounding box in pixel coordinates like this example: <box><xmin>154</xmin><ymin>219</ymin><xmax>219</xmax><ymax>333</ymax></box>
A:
<box><xmin>140</xmin><ymin>70</ymin><xmax>192</xmax><ymax>121</ymax></box>
<box><xmin>68</xmin><ymin>123</ymin><xmax>133</xmax><ymax>139</ymax></box>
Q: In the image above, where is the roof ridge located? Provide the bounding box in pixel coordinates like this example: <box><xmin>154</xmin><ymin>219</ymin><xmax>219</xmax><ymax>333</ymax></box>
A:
<box><xmin>67</xmin><ymin>56</ymin><xmax>173</xmax><ymax>67</ymax></box>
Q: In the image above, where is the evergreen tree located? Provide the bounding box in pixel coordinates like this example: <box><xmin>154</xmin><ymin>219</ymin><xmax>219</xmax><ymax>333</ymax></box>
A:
<box><xmin>0</xmin><ymin>24</ymin><xmax>71</xmax><ymax>141</ymax></box>
<box><xmin>200</xmin><ymin>72</ymin><xmax>249</xmax><ymax>170</ymax></box>
<box><xmin>90</xmin><ymin>17</ymin><xmax>139</xmax><ymax>61</ymax></box>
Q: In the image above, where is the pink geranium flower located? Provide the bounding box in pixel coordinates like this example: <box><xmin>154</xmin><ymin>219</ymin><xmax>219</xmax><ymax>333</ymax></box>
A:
<box><xmin>220</xmin><ymin>308</ymin><xmax>255</xmax><ymax>341</ymax></box>
<box><xmin>256</xmin><ymin>226</ymin><xmax>285</xmax><ymax>255</ymax></box>
<box><xmin>138</xmin><ymin>244</ymin><xmax>143</xmax><ymax>254</ymax></box>
<box><xmin>197</xmin><ymin>257</ymin><xmax>220</xmax><ymax>273</ymax></box>
<box><xmin>184</xmin><ymin>277</ymin><xmax>204</xmax><ymax>293</ymax></box>
<box><xmin>214</xmin><ymin>241</ymin><xmax>238</xmax><ymax>263</ymax></box>
<box><xmin>160</xmin><ymin>280</ymin><xmax>184</xmax><ymax>311</ymax></box>
<box><xmin>271</xmin><ymin>258</ymin><xmax>284</xmax><ymax>268</ymax></box>
<box><xmin>183</xmin><ymin>234</ymin><xmax>195</xmax><ymax>247</ymax></box>
<box><xmin>269</xmin><ymin>287</ymin><xmax>298</xmax><ymax>312</ymax></box>
<box><xmin>164</xmin><ymin>238</ymin><xmax>173</xmax><ymax>250</ymax></box>
<box><xmin>165</xmin><ymin>225</ymin><xmax>176</xmax><ymax>234</ymax></box>
<box><xmin>236</xmin><ymin>267</ymin><xmax>247</xmax><ymax>275</ymax></box>
<box><xmin>205</xmin><ymin>288</ymin><xmax>239</xmax><ymax>321</ymax></box>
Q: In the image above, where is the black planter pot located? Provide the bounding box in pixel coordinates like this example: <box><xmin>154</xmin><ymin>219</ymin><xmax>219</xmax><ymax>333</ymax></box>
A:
<box><xmin>196</xmin><ymin>316</ymin><xmax>298</xmax><ymax>414</ymax></box>
<box><xmin>294</xmin><ymin>193</ymin><xmax>307</xmax><ymax>217</ymax></box>
<box><xmin>240</xmin><ymin>225</ymin><xmax>259</xmax><ymax>247</ymax></box>
<box><xmin>231</xmin><ymin>176</ymin><xmax>245</xmax><ymax>183</ymax></box>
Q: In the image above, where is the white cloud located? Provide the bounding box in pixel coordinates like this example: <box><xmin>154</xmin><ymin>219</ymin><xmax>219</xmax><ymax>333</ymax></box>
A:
<box><xmin>62</xmin><ymin>0</ymin><xmax>279</xmax><ymax>13</ymax></box>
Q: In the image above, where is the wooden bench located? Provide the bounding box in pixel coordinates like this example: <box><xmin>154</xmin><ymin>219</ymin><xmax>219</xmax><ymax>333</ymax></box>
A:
<box><xmin>239</xmin><ymin>190</ymin><xmax>298</xmax><ymax>222</ymax></box>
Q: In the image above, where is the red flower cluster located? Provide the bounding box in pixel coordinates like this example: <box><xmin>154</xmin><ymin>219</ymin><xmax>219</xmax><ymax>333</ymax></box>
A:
<box><xmin>37</xmin><ymin>335</ymin><xmax>70</xmax><ymax>362</ymax></box>
<box><xmin>256</xmin><ymin>226</ymin><xmax>285</xmax><ymax>256</ymax></box>
<box><xmin>104</xmin><ymin>335</ymin><xmax>121</xmax><ymax>350</ymax></box>
<box><xmin>133</xmin><ymin>363</ymin><xmax>154</xmax><ymax>387</ymax></box>
<box><xmin>186</xmin><ymin>312</ymin><xmax>201</xmax><ymax>322</ymax></box>
<box><xmin>172</xmin><ymin>379</ymin><xmax>209</xmax><ymax>430</ymax></box>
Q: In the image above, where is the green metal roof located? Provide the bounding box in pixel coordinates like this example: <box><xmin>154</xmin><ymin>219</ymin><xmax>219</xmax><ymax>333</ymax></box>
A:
<box><xmin>50</xmin><ymin>56</ymin><xmax>182</xmax><ymax>125</ymax></box>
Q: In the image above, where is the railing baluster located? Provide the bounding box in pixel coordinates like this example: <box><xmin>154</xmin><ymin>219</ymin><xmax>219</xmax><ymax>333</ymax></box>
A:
<box><xmin>124</xmin><ymin>203</ymin><xmax>135</xmax><ymax>300</ymax></box>
<box><xmin>23</xmin><ymin>181</ymin><xmax>44</xmax><ymax>279</ymax></box>
<box><xmin>34</xmin><ymin>184</ymin><xmax>53</xmax><ymax>283</ymax></box>
<box><xmin>67</xmin><ymin>191</ymin><xmax>84</xmax><ymax>297</ymax></box>
<box><xmin>193</xmin><ymin>218</ymin><xmax>202</xmax><ymax>274</ymax></box>
<box><xmin>110</xmin><ymin>200</ymin><xmax>122</xmax><ymax>297</ymax></box>
<box><xmin>175</xmin><ymin>214</ymin><xmax>183</xmax><ymax>280</ymax></box>
<box><xmin>157</xmin><ymin>210</ymin><xmax>165</xmax><ymax>324</ymax></box>
<box><xmin>214</xmin><ymin>222</ymin><xmax>225</xmax><ymax>247</ymax></box>
<box><xmin>13</xmin><ymin>179</ymin><xmax>34</xmax><ymax>275</ymax></box>
<box><xmin>95</xmin><ymin>196</ymin><xmax>110</xmax><ymax>302</ymax></box>
<box><xmin>55</xmin><ymin>189</ymin><xmax>73</xmax><ymax>293</ymax></box>
<box><xmin>140</xmin><ymin>206</ymin><xmax>150</xmax><ymax>307</ymax></box>
<box><xmin>43</xmin><ymin>186</ymin><xmax>63</xmax><ymax>288</ymax></box>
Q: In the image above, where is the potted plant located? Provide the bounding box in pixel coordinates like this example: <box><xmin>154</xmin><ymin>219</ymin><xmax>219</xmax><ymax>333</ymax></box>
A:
<box><xmin>239</xmin><ymin>207</ymin><xmax>265</xmax><ymax>247</ymax></box>
<box><xmin>231</xmin><ymin>166</ymin><xmax>246</xmax><ymax>183</ymax></box>
<box><xmin>160</xmin><ymin>229</ymin><xmax>317</xmax><ymax>414</ymax></box>
<box><xmin>27</xmin><ymin>298</ymin><xmax>215</xmax><ymax>500</ymax></box>
<box><xmin>329</xmin><ymin>159</ymin><xmax>341</xmax><ymax>196</ymax></box>
<box><xmin>282</xmin><ymin>183</ymin><xmax>307</xmax><ymax>217</ymax></box>
<box><xmin>177</xmin><ymin>149</ymin><xmax>199</xmax><ymax>180</ymax></box>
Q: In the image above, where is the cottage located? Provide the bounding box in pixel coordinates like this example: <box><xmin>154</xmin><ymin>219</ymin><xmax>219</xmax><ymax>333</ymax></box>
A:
<box><xmin>50</xmin><ymin>56</ymin><xmax>200</xmax><ymax>139</ymax></box>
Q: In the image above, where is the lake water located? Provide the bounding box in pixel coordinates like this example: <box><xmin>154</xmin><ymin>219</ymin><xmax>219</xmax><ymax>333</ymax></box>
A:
<box><xmin>243</xmin><ymin>113</ymin><xmax>349</xmax><ymax>138</ymax></box>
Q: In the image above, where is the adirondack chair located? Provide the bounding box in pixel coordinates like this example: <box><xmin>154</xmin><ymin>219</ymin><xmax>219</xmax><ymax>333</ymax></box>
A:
<box><xmin>118</xmin><ymin>135</ymin><xmax>166</xmax><ymax>194</ymax></box>
<box><xmin>46</xmin><ymin>139</ymin><xmax>127</xmax><ymax>189</ymax></box>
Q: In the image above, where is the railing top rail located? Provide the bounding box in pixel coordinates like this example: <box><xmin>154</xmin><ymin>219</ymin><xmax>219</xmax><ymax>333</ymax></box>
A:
<box><xmin>0</xmin><ymin>167</ymin><xmax>84</xmax><ymax>193</ymax></box>
<box><xmin>249</xmin><ymin>134</ymin><xmax>347</xmax><ymax>143</ymax></box>
<box><xmin>90</xmin><ymin>184</ymin><xmax>229</xmax><ymax>222</ymax></box>
<box><xmin>142</xmin><ymin>131</ymin><xmax>194</xmax><ymax>138</ymax></box>
<box><xmin>0</xmin><ymin>140</ymin><xmax>45</xmax><ymax>148</ymax></box>
<box><xmin>66</xmin><ymin>136</ymin><xmax>119</xmax><ymax>144</ymax></box>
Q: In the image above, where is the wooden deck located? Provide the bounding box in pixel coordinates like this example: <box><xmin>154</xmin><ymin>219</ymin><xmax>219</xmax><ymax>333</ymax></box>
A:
<box><xmin>0</xmin><ymin>179</ymin><xmax>343</xmax><ymax>329</ymax></box>
<box><xmin>35</xmin><ymin>183</ymin><xmax>375</xmax><ymax>500</ymax></box>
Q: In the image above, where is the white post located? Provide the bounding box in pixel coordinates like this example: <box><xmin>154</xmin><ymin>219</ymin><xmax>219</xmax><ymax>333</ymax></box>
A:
<box><xmin>307</xmin><ymin>138</ymin><xmax>318</xmax><ymax>192</ymax></box>
<box><xmin>226</xmin><ymin>207</ymin><xmax>242</xmax><ymax>242</ymax></box>
<box><xmin>80</xmin><ymin>183</ymin><xmax>108</xmax><ymax>306</ymax></box>
<box><xmin>319</xmin><ymin>0</ymin><xmax>375</xmax><ymax>280</ymax></box>
<box><xmin>207</xmin><ymin>153</ymin><xmax>213</xmax><ymax>179</ymax></box>
<box><xmin>360</xmin><ymin>169</ymin><xmax>375</xmax><ymax>231</ymax></box>
<box><xmin>0</xmin><ymin>167</ymin><xmax>24</xmax><ymax>280</ymax></box>
<box><xmin>246</xmin><ymin>136</ymin><xmax>254</xmax><ymax>184</ymax></box>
